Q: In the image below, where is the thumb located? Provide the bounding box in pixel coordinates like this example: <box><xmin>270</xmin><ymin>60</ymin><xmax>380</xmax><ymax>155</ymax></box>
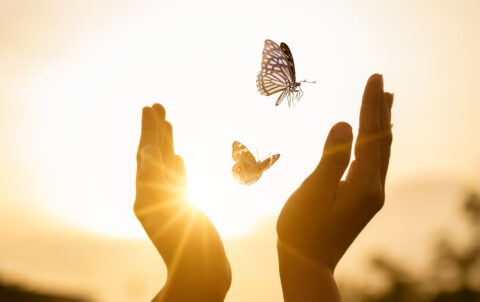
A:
<box><xmin>310</xmin><ymin>122</ymin><xmax>353</xmax><ymax>192</ymax></box>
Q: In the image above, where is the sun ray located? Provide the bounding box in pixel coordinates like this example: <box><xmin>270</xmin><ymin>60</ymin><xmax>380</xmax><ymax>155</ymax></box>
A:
<box><xmin>160</xmin><ymin>208</ymin><xmax>198</xmax><ymax>282</ymax></box>
<box><xmin>149</xmin><ymin>204</ymin><xmax>192</xmax><ymax>240</ymax></box>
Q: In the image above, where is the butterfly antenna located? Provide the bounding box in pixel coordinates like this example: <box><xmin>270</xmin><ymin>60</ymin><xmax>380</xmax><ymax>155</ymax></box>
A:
<box><xmin>299</xmin><ymin>79</ymin><xmax>316</xmax><ymax>84</ymax></box>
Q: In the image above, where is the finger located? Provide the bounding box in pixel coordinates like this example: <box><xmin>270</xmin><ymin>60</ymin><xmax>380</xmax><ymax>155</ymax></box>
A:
<box><xmin>383</xmin><ymin>92</ymin><xmax>393</xmax><ymax>124</ymax></box>
<box><xmin>347</xmin><ymin>74</ymin><xmax>384</xmax><ymax>181</ymax></box>
<box><xmin>152</xmin><ymin>103</ymin><xmax>166</xmax><ymax>121</ymax></box>
<box><xmin>162</xmin><ymin>121</ymin><xmax>175</xmax><ymax>166</ymax></box>
<box><xmin>386</xmin><ymin>92</ymin><xmax>394</xmax><ymax>110</ymax></box>
<box><xmin>173</xmin><ymin>155</ymin><xmax>186</xmax><ymax>181</ymax></box>
<box><xmin>152</xmin><ymin>103</ymin><xmax>167</xmax><ymax>151</ymax></box>
<box><xmin>379</xmin><ymin>91</ymin><xmax>389</xmax><ymax>133</ymax></box>
<box><xmin>380</xmin><ymin>92</ymin><xmax>394</xmax><ymax>185</ymax></box>
<box><xmin>135</xmin><ymin>145</ymin><xmax>167</xmax><ymax>215</ymax></box>
<box><xmin>137</xmin><ymin>107</ymin><xmax>159</xmax><ymax>171</ymax></box>
<box><xmin>358</xmin><ymin>74</ymin><xmax>383</xmax><ymax>135</ymax></box>
<box><xmin>309</xmin><ymin>122</ymin><xmax>353</xmax><ymax>195</ymax></box>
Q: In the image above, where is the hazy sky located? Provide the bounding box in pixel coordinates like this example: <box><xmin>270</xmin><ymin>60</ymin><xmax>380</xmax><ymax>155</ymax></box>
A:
<box><xmin>1</xmin><ymin>0</ymin><xmax>479</xmax><ymax>301</ymax></box>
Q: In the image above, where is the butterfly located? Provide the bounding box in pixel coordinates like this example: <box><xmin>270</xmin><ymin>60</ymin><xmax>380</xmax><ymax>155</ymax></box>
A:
<box><xmin>256</xmin><ymin>39</ymin><xmax>315</xmax><ymax>107</ymax></box>
<box><xmin>231</xmin><ymin>141</ymin><xmax>280</xmax><ymax>185</ymax></box>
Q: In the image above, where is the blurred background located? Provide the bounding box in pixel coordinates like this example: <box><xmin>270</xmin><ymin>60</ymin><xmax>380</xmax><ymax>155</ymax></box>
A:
<box><xmin>1</xmin><ymin>0</ymin><xmax>479</xmax><ymax>301</ymax></box>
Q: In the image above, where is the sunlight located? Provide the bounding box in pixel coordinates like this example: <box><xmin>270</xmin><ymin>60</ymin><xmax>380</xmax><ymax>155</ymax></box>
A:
<box><xmin>22</xmin><ymin>2</ymin><xmax>373</xmax><ymax>240</ymax></box>
<box><xmin>3</xmin><ymin>1</ymin><xmax>480</xmax><ymax>301</ymax></box>
<box><xmin>187</xmin><ymin>173</ymin><xmax>258</xmax><ymax>238</ymax></box>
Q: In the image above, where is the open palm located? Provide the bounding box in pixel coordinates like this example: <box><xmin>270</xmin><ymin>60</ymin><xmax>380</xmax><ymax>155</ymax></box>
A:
<box><xmin>134</xmin><ymin>104</ymin><xmax>231</xmax><ymax>301</ymax></box>
<box><xmin>277</xmin><ymin>74</ymin><xmax>394</xmax><ymax>301</ymax></box>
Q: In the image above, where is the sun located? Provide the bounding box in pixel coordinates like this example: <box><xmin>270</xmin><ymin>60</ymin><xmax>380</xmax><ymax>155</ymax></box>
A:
<box><xmin>187</xmin><ymin>173</ymin><xmax>259</xmax><ymax>238</ymax></box>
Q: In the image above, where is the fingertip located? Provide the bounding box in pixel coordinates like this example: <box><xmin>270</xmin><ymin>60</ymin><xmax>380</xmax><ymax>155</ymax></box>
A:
<box><xmin>368</xmin><ymin>73</ymin><xmax>383</xmax><ymax>87</ymax></box>
<box><xmin>359</xmin><ymin>74</ymin><xmax>384</xmax><ymax>135</ymax></box>
<box><xmin>364</xmin><ymin>74</ymin><xmax>384</xmax><ymax>103</ymax></box>
<box><xmin>331</xmin><ymin>122</ymin><xmax>353</xmax><ymax>141</ymax></box>
<box><xmin>152</xmin><ymin>103</ymin><xmax>166</xmax><ymax>120</ymax></box>
<box><xmin>322</xmin><ymin>122</ymin><xmax>353</xmax><ymax>166</ymax></box>
<box><xmin>311</xmin><ymin>122</ymin><xmax>353</xmax><ymax>190</ymax></box>
<box><xmin>141</xmin><ymin>107</ymin><xmax>158</xmax><ymax>130</ymax></box>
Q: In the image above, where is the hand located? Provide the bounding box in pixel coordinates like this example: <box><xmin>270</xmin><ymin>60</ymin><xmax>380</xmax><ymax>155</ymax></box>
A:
<box><xmin>276</xmin><ymin>74</ymin><xmax>393</xmax><ymax>301</ymax></box>
<box><xmin>134</xmin><ymin>104</ymin><xmax>231</xmax><ymax>302</ymax></box>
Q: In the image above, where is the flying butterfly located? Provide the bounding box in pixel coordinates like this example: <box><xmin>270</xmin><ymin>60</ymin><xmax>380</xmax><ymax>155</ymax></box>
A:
<box><xmin>231</xmin><ymin>141</ymin><xmax>280</xmax><ymax>185</ymax></box>
<box><xmin>256</xmin><ymin>39</ymin><xmax>315</xmax><ymax>107</ymax></box>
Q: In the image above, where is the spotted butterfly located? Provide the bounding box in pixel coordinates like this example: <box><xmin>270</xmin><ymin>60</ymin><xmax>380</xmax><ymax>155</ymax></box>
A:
<box><xmin>231</xmin><ymin>141</ymin><xmax>280</xmax><ymax>185</ymax></box>
<box><xmin>256</xmin><ymin>39</ymin><xmax>315</xmax><ymax>107</ymax></box>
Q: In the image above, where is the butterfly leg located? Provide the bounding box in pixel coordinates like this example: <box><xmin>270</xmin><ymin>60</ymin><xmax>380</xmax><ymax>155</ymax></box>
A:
<box><xmin>287</xmin><ymin>91</ymin><xmax>294</xmax><ymax>107</ymax></box>
<box><xmin>296</xmin><ymin>88</ymin><xmax>304</xmax><ymax>103</ymax></box>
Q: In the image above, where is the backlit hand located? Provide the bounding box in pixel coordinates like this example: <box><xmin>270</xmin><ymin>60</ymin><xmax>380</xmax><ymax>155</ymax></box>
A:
<box><xmin>277</xmin><ymin>74</ymin><xmax>393</xmax><ymax>301</ymax></box>
<box><xmin>134</xmin><ymin>104</ymin><xmax>231</xmax><ymax>302</ymax></box>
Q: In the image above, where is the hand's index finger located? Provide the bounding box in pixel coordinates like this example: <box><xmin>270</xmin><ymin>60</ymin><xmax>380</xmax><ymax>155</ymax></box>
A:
<box><xmin>162</xmin><ymin>121</ymin><xmax>175</xmax><ymax>166</ymax></box>
<box><xmin>152</xmin><ymin>103</ymin><xmax>166</xmax><ymax>121</ymax></box>
<box><xmin>348</xmin><ymin>74</ymin><xmax>384</xmax><ymax>181</ymax></box>
<box><xmin>152</xmin><ymin>103</ymin><xmax>166</xmax><ymax>153</ymax></box>
<box><xmin>137</xmin><ymin>107</ymin><xmax>159</xmax><ymax>168</ymax></box>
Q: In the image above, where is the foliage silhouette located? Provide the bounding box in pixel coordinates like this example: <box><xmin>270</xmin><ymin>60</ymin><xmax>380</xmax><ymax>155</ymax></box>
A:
<box><xmin>348</xmin><ymin>192</ymin><xmax>480</xmax><ymax>302</ymax></box>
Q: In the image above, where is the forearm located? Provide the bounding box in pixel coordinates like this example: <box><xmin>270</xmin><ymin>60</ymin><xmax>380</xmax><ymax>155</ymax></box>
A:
<box><xmin>153</xmin><ymin>279</ymin><xmax>229</xmax><ymax>302</ymax></box>
<box><xmin>148</xmin><ymin>238</ymin><xmax>231</xmax><ymax>302</ymax></box>
<box><xmin>151</xmin><ymin>258</ymin><xmax>230</xmax><ymax>302</ymax></box>
<box><xmin>278</xmin><ymin>241</ymin><xmax>342</xmax><ymax>302</ymax></box>
<box><xmin>144</xmin><ymin>212</ymin><xmax>231</xmax><ymax>302</ymax></box>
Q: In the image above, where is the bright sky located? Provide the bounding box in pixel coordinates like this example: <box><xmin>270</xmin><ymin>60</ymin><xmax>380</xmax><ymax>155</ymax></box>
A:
<box><xmin>1</xmin><ymin>0</ymin><xmax>480</xmax><ymax>300</ymax></box>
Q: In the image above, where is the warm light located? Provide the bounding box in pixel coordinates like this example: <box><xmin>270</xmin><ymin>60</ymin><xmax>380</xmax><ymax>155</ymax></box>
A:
<box><xmin>187</xmin><ymin>170</ymin><xmax>259</xmax><ymax>238</ymax></box>
<box><xmin>16</xmin><ymin>3</ymin><xmax>351</xmax><ymax>240</ymax></box>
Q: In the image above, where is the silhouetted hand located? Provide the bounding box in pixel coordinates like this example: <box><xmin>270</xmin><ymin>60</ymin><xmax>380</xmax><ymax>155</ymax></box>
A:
<box><xmin>134</xmin><ymin>104</ymin><xmax>231</xmax><ymax>302</ymax></box>
<box><xmin>277</xmin><ymin>74</ymin><xmax>393</xmax><ymax>301</ymax></box>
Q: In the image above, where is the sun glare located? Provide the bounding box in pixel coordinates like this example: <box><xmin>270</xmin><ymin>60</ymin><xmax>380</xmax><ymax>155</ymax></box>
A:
<box><xmin>26</xmin><ymin>3</ymin><xmax>362</xmax><ymax>240</ymax></box>
<box><xmin>187</xmin><ymin>172</ymin><xmax>259</xmax><ymax>238</ymax></box>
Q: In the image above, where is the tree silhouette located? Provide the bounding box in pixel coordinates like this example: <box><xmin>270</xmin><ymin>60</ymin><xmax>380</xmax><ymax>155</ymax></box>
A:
<box><xmin>347</xmin><ymin>192</ymin><xmax>480</xmax><ymax>302</ymax></box>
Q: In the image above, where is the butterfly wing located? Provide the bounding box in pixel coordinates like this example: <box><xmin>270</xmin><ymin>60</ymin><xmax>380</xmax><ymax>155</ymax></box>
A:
<box><xmin>280</xmin><ymin>42</ymin><xmax>296</xmax><ymax>83</ymax></box>
<box><xmin>232</xmin><ymin>141</ymin><xmax>256</xmax><ymax>163</ymax></box>
<box><xmin>232</xmin><ymin>141</ymin><xmax>260</xmax><ymax>185</ymax></box>
<box><xmin>256</xmin><ymin>40</ymin><xmax>294</xmax><ymax>97</ymax></box>
<box><xmin>275</xmin><ymin>90</ymin><xmax>288</xmax><ymax>106</ymax></box>
<box><xmin>232</xmin><ymin>162</ymin><xmax>263</xmax><ymax>185</ymax></box>
<box><xmin>259</xmin><ymin>154</ymin><xmax>280</xmax><ymax>171</ymax></box>
<box><xmin>232</xmin><ymin>141</ymin><xmax>279</xmax><ymax>185</ymax></box>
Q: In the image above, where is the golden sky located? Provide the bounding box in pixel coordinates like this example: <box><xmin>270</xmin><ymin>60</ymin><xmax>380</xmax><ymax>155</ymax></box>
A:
<box><xmin>1</xmin><ymin>0</ymin><xmax>479</xmax><ymax>301</ymax></box>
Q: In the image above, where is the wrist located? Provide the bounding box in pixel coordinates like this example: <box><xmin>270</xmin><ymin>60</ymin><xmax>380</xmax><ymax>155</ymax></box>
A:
<box><xmin>154</xmin><ymin>281</ymin><xmax>229</xmax><ymax>302</ymax></box>
<box><xmin>153</xmin><ymin>259</ymin><xmax>231</xmax><ymax>302</ymax></box>
<box><xmin>277</xmin><ymin>237</ymin><xmax>343</xmax><ymax>271</ymax></box>
<box><xmin>277</xmin><ymin>239</ymin><xmax>342</xmax><ymax>302</ymax></box>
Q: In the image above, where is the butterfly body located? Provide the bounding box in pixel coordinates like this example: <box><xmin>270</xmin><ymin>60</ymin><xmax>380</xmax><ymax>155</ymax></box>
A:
<box><xmin>232</xmin><ymin>141</ymin><xmax>280</xmax><ymax>185</ymax></box>
<box><xmin>256</xmin><ymin>39</ymin><xmax>312</xmax><ymax>107</ymax></box>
